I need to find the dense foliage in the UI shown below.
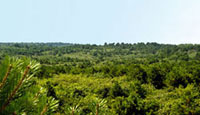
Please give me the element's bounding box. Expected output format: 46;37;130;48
1;42;200;114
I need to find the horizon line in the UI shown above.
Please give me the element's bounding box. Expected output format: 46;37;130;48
0;41;199;45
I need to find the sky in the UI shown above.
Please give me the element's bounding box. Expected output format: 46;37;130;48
0;0;200;44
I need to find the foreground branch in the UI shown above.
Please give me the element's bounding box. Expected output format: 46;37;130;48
0;66;30;112
0;64;12;89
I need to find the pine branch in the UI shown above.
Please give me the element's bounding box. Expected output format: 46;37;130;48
0;64;12;89
0;65;30;112
72;108;74;115
40;97;59;115
96;103;99;115
40;105;48;115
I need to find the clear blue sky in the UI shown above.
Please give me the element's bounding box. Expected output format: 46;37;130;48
0;0;200;44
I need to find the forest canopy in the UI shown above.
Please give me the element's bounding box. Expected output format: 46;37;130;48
1;42;200;114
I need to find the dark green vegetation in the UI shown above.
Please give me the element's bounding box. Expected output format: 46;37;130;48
1;42;200;114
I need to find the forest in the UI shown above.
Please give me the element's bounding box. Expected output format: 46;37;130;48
1;42;200;115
